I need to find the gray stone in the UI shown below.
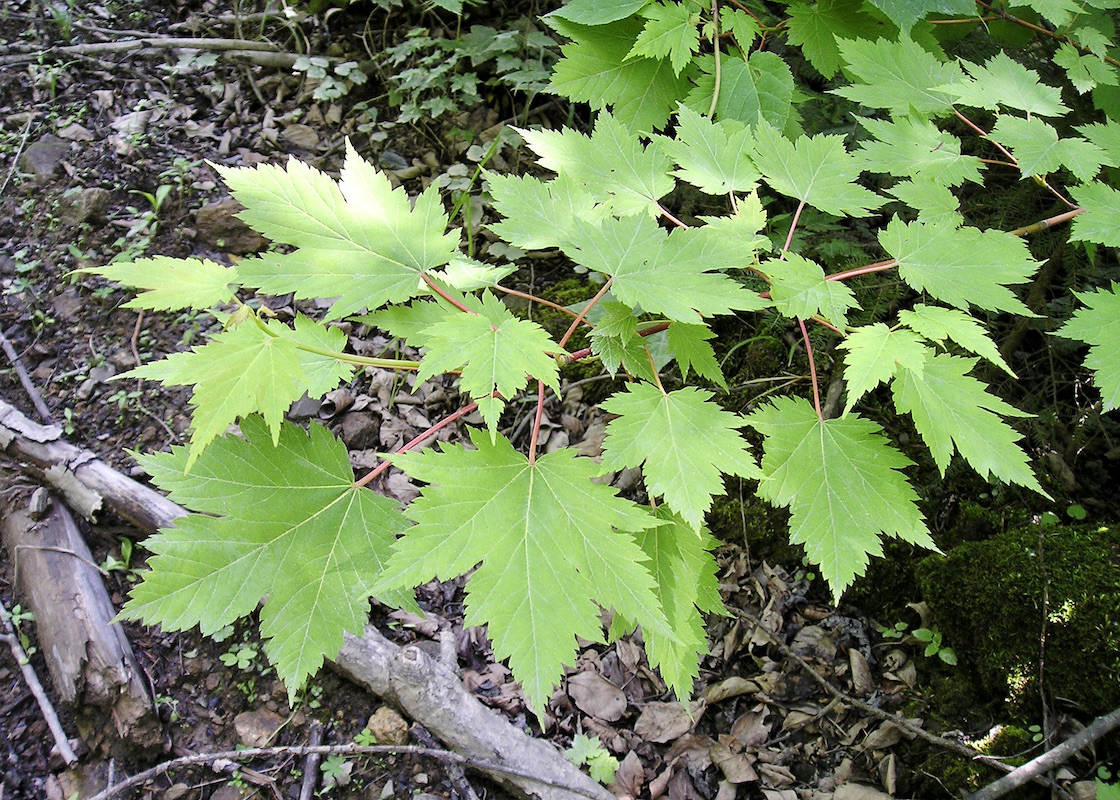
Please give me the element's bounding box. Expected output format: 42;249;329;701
58;187;112;227
233;708;285;747
20;135;70;180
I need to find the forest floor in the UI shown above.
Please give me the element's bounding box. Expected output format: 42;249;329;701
0;2;1117;800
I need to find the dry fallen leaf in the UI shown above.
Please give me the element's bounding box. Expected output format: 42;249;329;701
634;700;705;743
566;671;628;722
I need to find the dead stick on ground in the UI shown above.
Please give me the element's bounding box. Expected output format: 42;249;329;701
733;608;1073;799
83;743;609;800
297;722;323;800
965;705;1120;800
0;327;53;425
0;595;78;766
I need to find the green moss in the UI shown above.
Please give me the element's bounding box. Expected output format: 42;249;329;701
706;485;798;560
916;522;1120;716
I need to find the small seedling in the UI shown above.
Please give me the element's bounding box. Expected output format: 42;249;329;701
320;754;353;791
220;643;258;670
354;728;376;746
565;734;618;785
911;627;957;665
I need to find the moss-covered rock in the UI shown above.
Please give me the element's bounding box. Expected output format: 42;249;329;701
916;521;1120;716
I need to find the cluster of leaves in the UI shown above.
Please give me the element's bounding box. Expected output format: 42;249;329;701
84;0;1120;716
377;22;556;123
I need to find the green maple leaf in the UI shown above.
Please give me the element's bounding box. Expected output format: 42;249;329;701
519;112;675;216
485;173;601;250
599;384;760;529
856;115;984;185
374;430;670;713
655;105;761;195
748;396;935;601
899;303;1014;375
886;178;963;225
835;36;961;116
123;417;413;694
360;298;451;344
838;324;931;414
81;256;240;311
566;215;768;322
547;16;691;133
415;292;561;438
684;51;795;129
891;353;1044;492
666;322;726;388
721;7;760;51
1056;281;1120;411
221;141;457;320
628;1;700;76
546;0;648;26
866;0;974;32
750;120;883;217
937;51;1069;117
990;116;1107;183
1054;43;1118;93
762;253;859;328
589;301;659;382
1076;121;1120;165
1029;0;1082;26
785;0;879;79
132;315;352;468
1070;182;1120;247
880;217;1040;314
622;507;725;701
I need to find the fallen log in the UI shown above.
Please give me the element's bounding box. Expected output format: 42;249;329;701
0;399;183;532
0;491;160;751
0;399;612;799
335;629;614;800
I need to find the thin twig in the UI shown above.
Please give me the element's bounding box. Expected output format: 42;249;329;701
965;706;1120;800
0;595;78;766
82;742;610;800
0;326;54;424
0;114;35;198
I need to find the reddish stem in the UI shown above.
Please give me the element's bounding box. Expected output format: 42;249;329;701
421;274;475;315
826;259;898;282
527;380;546;465
354;401;479;488
559;276;614;349
782;200;806;254
658;204;690;230
1008;207;1084;237
799;317;823;420
492;285;581;318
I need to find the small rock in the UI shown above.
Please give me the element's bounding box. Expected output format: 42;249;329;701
163;783;193;800
20;135;69;181
339;412;380;450
52;288;85;320
233;708;286;747
210;785;249;800
195;196;268;254
58;187;112;227
56;122;93;141
366;706;409;746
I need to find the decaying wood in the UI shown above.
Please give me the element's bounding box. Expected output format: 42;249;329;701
0;400;612;799
335;630;614;800
0;492;160;751
0;399;183;532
